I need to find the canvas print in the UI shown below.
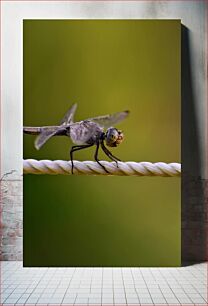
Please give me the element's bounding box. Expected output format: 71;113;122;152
23;20;181;266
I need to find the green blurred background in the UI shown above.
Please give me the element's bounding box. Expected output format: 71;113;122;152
23;20;181;266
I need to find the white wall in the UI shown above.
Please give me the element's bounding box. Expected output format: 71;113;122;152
1;1;207;179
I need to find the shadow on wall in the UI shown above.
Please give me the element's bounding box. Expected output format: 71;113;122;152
181;25;207;265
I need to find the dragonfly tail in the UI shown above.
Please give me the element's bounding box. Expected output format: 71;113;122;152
23;127;42;135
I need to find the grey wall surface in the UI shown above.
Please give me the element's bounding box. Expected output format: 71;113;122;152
1;1;207;262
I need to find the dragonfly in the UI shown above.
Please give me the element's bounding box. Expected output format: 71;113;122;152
23;104;129;174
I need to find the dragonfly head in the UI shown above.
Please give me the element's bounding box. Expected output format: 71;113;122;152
105;127;124;147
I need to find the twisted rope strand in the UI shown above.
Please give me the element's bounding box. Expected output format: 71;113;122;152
23;159;181;177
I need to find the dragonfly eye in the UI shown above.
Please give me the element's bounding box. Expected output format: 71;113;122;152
105;128;124;147
116;130;124;145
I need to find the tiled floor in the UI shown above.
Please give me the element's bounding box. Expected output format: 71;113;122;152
0;261;207;305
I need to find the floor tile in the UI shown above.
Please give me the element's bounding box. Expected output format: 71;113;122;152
0;261;207;306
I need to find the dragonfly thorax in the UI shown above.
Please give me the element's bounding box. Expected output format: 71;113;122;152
105;127;124;147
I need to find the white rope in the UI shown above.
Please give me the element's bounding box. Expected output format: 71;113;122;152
23;159;181;177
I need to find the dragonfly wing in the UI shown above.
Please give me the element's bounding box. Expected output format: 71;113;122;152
35;128;59;150
87;110;129;128
60;103;77;125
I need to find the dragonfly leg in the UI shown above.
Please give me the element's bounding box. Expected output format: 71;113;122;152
70;144;93;174
94;142;109;173
100;141;121;167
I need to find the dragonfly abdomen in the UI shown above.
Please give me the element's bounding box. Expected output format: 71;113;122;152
23;126;67;136
23;127;42;135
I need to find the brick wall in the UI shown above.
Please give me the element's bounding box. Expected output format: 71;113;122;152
0;178;23;260
0;174;207;263
182;176;208;263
